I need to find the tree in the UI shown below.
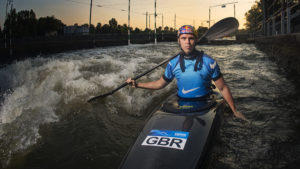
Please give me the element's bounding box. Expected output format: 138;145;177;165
144;28;150;32
96;22;102;33
109;18;118;32
134;27;141;33
157;26;162;33
89;24;96;33
164;26;169;32
4;9;18;38
16;9;37;37
121;24;128;33
37;16;65;36
3;9;38;38
101;24;110;33
244;1;262;33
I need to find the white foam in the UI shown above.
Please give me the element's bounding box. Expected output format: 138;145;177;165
0;44;175;165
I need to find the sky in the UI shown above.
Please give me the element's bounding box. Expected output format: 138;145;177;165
0;0;256;30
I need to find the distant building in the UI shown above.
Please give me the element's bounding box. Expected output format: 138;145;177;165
45;31;58;37
64;25;89;35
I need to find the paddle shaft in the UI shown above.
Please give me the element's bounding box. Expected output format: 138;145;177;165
87;17;239;102
87;55;178;102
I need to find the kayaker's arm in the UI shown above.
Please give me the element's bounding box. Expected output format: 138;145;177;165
214;77;248;121
126;77;169;90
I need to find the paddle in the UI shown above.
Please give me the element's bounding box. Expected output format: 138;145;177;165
87;17;239;103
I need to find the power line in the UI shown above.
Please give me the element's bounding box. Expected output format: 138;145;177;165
65;0;127;11
65;0;148;15
64;0;198;29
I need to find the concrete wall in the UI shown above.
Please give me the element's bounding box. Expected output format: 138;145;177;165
0;33;177;65
255;33;300;75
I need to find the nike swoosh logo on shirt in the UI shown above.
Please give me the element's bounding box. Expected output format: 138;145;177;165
210;61;216;69
182;87;200;94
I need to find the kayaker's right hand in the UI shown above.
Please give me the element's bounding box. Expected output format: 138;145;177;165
126;78;138;88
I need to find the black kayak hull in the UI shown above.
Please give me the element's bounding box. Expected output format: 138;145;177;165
119;93;225;169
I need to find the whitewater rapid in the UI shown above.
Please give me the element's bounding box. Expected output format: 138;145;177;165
0;43;299;169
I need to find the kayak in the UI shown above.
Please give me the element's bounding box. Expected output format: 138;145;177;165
119;91;226;169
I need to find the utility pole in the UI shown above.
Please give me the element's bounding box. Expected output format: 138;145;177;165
89;0;92;34
128;0;131;45
174;14;176;31
5;0;9;49
146;11;148;29
209;8;211;28
234;3;236;18
5;0;13;55
89;0;96;47
154;0;157;45
162;14;164;41
149;14;151;29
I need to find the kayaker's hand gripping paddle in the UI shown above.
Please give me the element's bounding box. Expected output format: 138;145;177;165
87;17;239;103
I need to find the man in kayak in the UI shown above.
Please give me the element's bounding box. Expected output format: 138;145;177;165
126;25;247;121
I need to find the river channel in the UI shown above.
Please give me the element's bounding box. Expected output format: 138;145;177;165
0;43;299;169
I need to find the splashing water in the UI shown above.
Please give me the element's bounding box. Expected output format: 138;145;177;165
0;43;299;169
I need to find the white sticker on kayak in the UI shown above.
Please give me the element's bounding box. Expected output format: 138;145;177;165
141;130;189;150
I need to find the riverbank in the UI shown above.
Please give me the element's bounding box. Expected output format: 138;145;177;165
0;33;256;66
254;33;300;75
0;33;177;65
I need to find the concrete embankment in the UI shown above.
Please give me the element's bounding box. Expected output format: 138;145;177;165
0;33;177;65
255;33;300;75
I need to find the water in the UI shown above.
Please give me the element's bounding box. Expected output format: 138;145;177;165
0;43;299;169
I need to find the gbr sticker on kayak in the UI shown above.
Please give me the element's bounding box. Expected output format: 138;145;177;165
141;130;189;150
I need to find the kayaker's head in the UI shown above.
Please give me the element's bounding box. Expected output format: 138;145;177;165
177;25;198;55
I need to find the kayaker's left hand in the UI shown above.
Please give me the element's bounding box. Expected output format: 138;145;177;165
233;111;250;123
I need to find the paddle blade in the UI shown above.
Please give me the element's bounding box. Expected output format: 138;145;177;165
198;17;239;43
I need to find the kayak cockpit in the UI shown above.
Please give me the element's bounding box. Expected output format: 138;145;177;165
161;94;217;114
119;93;225;169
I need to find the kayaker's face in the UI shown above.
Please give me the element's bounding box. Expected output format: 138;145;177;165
178;34;196;55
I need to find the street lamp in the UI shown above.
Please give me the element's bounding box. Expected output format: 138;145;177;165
128;0;131;45
208;1;238;28
5;0;13;55
154;0;157;45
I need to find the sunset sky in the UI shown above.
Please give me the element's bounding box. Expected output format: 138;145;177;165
0;0;256;30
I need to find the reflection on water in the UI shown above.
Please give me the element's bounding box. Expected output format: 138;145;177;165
0;43;299;169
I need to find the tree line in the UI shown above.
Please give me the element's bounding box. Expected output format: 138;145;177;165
0;4;269;39
3;3;292;40
244;0;263;34
1;9;65;38
86;17;179;34
0;9;210;40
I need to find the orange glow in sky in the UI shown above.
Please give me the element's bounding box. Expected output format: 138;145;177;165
0;0;256;29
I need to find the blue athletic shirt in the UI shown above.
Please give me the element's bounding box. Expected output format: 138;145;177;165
163;52;222;98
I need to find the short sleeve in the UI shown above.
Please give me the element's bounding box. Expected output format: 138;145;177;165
163;62;175;82
210;60;222;81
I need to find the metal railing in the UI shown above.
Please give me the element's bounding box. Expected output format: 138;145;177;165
265;2;300;35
